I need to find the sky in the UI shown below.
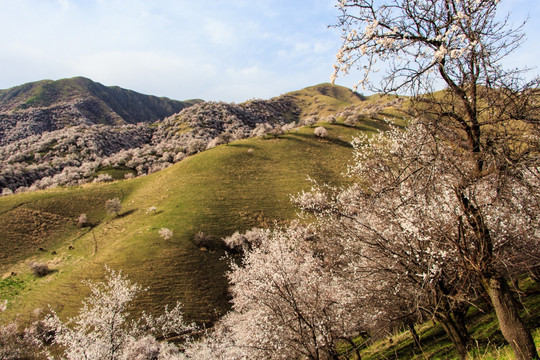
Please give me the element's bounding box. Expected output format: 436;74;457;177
0;0;539;103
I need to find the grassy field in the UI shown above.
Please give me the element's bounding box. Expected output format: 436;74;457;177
0;121;376;326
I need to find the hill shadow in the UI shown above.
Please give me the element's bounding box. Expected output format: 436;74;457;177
286;132;353;149
227;143;257;149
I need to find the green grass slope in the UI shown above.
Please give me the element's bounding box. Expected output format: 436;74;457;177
0;123;367;325
287;83;366;118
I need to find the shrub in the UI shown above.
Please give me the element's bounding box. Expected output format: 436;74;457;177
251;123;273;138
30;262;50;277
301;116;317;127
344;115;357;126
223;228;268;252
105;198;122;216
192;231;214;248
206;137;224;150
314;126;328;138
185;138;206;155
78;213;88;227
281;123;296;133
146;206;157;215
158;228;173;241
93;173;113;183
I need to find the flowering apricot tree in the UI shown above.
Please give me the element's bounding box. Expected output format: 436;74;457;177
296;118;540;357
328;1;540;358
332;0;524;94
158;227;174;241
43;267;195;360
194;225;371;360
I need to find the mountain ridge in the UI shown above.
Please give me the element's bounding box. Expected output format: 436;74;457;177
0;76;201;145
0;79;375;194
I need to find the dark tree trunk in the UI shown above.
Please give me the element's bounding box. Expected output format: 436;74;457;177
452;305;470;346
326;348;341;360
344;338;362;360
485;276;539;360
406;319;422;350
436;313;469;360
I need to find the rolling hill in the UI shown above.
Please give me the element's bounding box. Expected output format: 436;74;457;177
286;82;366;117
1;80;538;360
0;82;374;195
0;81;395;326
0;123;378;325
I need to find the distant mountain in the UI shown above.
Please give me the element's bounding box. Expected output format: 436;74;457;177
0;81;387;193
0;77;201;145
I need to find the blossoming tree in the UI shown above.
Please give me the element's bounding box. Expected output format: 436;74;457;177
327;0;540;358
43;267;195;360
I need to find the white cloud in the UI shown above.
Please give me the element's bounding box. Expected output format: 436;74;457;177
204;18;237;46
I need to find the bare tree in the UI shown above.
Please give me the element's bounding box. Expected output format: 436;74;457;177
30;262;50;277
329;1;540;358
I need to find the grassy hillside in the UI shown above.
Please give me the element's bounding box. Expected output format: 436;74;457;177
287;83;366;118
0;122;371;325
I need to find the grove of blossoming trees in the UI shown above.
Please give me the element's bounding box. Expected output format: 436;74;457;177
188;225;371;360
200;118;538;359
42;267;195;360
190;0;540;359
0;96;300;194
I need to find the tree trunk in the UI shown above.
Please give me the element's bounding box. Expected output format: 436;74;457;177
406;319;422;350
452;305;470;346
436;314;469;360
344;338;362;360
485;276;539;360
325;348;341;360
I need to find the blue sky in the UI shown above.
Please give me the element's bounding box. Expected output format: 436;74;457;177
1;0;539;102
